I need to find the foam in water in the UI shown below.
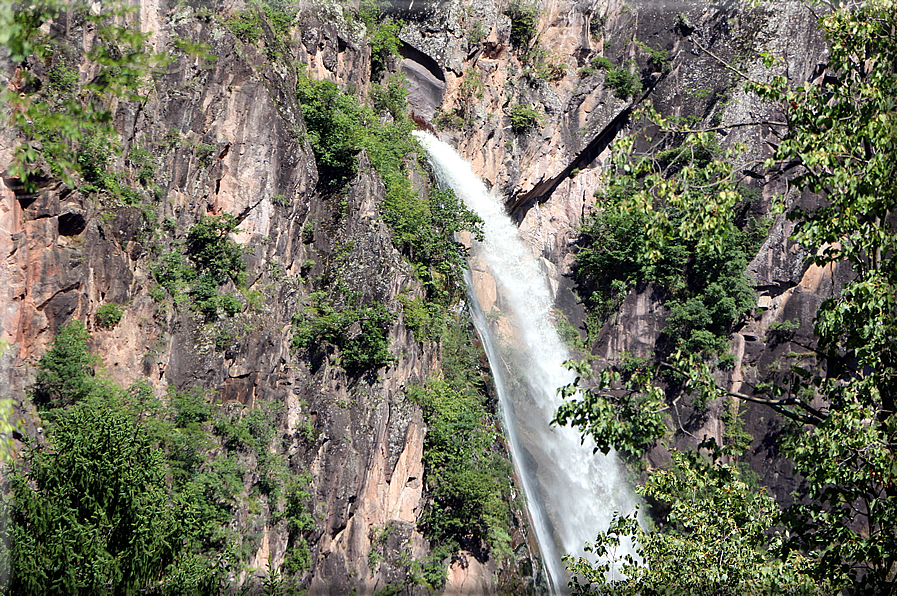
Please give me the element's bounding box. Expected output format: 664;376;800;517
414;131;639;593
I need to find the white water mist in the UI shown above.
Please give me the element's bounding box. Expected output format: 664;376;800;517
414;131;639;593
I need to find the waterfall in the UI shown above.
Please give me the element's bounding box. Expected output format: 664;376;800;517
413;131;639;593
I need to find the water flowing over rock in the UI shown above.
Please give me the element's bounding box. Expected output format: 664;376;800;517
416;131;639;593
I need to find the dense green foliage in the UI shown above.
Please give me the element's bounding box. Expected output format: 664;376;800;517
579;55;612;77
408;316;514;588
7;392;177;593
368;19;403;77
5;325;315;593
32;321;96;408
574;138;762;358
509;104;543;133
0;0;158;189
357;0;403;77
77;133;143;204
560;2;897;593
604;66;641;100
292;289;394;371
567;450;826;595
292;20;483;395
152;214;246;319
225;0;297;42
295;72;483;305
295;75;366;185
185;215;247;287
504;2;540;49
635;40;670;72
554;360;667;461
95;303;125;328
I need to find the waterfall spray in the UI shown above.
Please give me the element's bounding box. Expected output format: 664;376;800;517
414;131;639;593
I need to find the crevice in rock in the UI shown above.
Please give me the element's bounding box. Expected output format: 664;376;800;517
505;72;669;218
37;282;80;310
756;280;799;298
398;42;445;83
58;208;87;236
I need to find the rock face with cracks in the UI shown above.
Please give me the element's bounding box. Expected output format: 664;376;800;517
0;0;850;593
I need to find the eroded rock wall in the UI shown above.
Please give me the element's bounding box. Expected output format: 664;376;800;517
1;4;441;594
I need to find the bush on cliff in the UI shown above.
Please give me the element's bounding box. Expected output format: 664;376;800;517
7;326;314;593
296;72;483;307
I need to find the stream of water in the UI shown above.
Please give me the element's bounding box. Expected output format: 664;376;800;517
414;131;639;593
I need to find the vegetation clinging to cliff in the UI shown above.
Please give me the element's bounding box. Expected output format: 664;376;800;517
296;71;483;306
573;135;763;360
408;314;514;588
152;214;247;320
292;288;394;371
562;2;897;592
504;1;540;50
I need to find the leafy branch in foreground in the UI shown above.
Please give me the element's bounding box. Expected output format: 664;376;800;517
573;108;763;357
566;450;829;595
559;1;897;593
0;1;161;190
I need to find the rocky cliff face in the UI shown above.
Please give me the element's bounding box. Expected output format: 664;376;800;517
398;0;840;501
0;0;844;592
2;4;448;593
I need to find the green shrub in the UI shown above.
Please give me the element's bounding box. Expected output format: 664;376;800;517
152;214;246;319
636;40;671;72
509;104;543;133
648;47;670;72
370;73;409;120
10;319;300;594
46;64;79;94
96;303;124;328
296;76;364;185
186;214;246;286
225;0;295;42
78;134;114;183
292;291;394;371
504;2;539;49
522;46;568;82
589;12;605;36
127;147;156;184
398;295;446;343
7;395;177;593
605;67;641;99
261;0;297;37
195;143;217;168
467;20;487;45
369;19;402;77
580;55;613;76
404;315;514;589
225;10;263;40
33;320;96;408
408;378;512;561
2;2;157;192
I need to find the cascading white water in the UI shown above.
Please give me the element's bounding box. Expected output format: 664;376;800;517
414;131;639;593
